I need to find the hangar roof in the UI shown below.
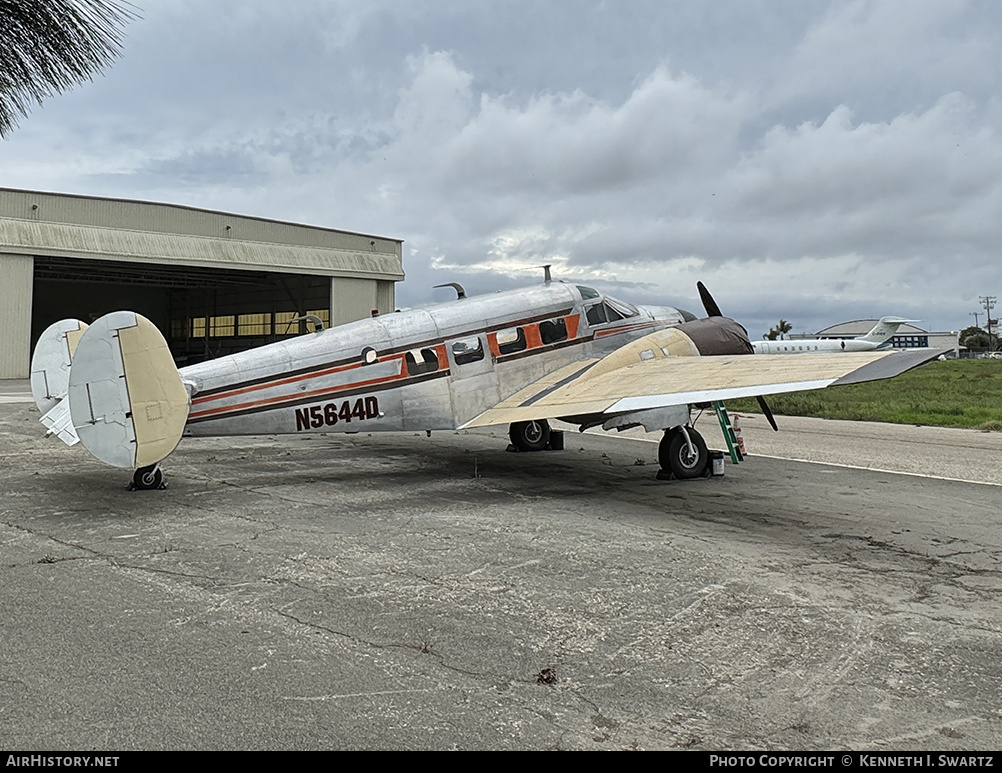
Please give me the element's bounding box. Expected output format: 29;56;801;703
0;187;404;281
817;319;927;336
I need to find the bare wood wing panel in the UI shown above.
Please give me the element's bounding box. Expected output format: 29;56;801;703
462;348;943;429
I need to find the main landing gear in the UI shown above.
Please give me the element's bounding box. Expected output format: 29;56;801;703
658;426;708;480
508;420;564;452
129;464;166;491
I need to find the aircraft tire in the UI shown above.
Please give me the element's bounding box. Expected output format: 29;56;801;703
657;427;681;471
132;465;164;491
509;420;551;452
659;428;708;479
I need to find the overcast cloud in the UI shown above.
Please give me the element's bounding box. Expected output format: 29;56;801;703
3;0;1001;337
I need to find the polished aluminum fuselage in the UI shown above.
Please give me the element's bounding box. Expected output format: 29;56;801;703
180;283;685;437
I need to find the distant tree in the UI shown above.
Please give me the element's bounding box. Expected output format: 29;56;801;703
959;325;998;352
0;0;136;138
765;319;793;341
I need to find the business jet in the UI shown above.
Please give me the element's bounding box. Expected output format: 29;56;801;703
752;317;919;354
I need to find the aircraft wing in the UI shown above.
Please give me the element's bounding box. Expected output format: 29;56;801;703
461;336;943;429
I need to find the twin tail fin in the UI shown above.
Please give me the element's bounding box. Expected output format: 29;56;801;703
30;312;189;469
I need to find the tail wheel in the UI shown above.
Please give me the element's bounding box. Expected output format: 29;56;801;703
509;420;551;452
132;465;164;491
659;427;708;479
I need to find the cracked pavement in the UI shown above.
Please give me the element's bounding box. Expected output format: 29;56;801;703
2;386;1002;750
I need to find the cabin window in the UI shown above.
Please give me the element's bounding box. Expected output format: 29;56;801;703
539;318;568;345
361;346;378;364
406;348;439;376
496;327;527;355
451;336;484;365
577;286;600;300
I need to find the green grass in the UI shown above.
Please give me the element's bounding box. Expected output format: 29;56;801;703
727;359;1002;429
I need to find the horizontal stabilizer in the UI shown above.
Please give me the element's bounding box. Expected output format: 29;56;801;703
68;312;189;469
40;398;79;446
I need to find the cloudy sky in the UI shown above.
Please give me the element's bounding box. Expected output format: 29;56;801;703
3;0;1001;338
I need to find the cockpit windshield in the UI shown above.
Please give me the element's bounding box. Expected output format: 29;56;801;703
605;296;638;319
584;296;639;326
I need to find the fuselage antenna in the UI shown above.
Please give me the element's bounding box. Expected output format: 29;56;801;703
288;313;325;333
433;282;467;299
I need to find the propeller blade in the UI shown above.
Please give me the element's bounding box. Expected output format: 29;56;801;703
757;396;779;431
697;281;722;318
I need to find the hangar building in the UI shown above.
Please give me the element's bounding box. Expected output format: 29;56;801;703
0;188;404;379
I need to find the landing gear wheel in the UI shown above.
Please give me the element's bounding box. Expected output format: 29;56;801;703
659;427;708;479
131;464;165;491
508;419;551;452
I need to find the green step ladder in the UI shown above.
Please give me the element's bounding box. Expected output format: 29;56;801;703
713;401;743;464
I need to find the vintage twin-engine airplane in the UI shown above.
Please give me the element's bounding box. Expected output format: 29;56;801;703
30;277;939;489
752;316;919;354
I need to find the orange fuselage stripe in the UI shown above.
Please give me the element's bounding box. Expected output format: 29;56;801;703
188;316;645;422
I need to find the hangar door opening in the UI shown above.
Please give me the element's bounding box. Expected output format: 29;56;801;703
32;256;332;366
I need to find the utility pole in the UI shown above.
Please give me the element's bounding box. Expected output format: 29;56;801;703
979;296;997;352
971;311;981;329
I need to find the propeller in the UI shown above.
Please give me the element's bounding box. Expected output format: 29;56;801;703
756;396;779;432
697;281;722;317
696;281;779;432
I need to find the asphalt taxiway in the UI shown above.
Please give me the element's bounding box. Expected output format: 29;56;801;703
2;381;1001;750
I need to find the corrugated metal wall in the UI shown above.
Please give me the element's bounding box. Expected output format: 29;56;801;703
377;280;396;315
0;218;404;279
0;253;33;379
331;277;381;327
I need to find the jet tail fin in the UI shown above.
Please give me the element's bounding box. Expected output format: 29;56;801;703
858;316;920;344
67;312;190;469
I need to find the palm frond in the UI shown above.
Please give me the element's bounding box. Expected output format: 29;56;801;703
0;0;137;137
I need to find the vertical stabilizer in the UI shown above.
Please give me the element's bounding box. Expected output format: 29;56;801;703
68;312;189;469
858;317;919;344
31;319;90;446
30;319;89;415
